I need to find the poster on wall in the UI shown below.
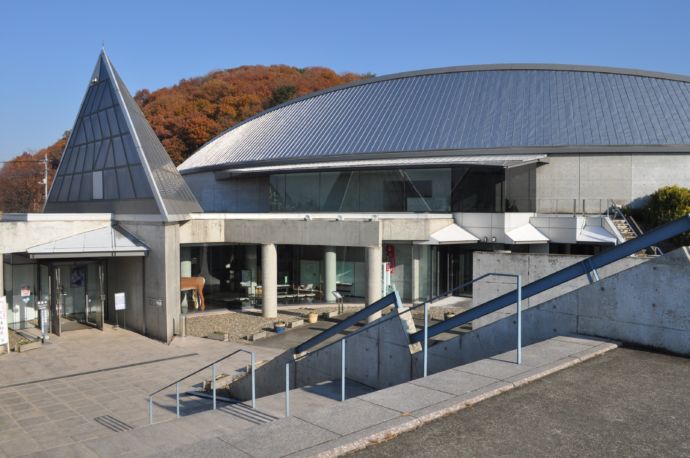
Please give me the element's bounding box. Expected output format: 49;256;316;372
0;297;9;349
70;267;85;287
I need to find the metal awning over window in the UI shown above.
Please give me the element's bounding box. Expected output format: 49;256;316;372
218;154;548;177
415;223;479;245
506;224;549;244
27;225;148;259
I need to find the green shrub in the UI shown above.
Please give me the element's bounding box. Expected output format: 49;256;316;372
640;185;690;247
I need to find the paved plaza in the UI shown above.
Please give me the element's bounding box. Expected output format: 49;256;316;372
0;327;282;457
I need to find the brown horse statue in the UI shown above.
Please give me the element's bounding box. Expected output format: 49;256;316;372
180;277;206;311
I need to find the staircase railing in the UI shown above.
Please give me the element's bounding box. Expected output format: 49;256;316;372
628;215;663;255
147;348;256;425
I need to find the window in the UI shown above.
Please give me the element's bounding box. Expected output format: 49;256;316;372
92;171;103;199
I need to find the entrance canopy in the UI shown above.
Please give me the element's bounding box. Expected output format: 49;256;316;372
415;223;479;245
506;224;549;244
27;225;148;259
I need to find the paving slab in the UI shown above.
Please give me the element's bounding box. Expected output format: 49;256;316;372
297;399;400;436
410;368;499;396
221;416;339;458
147;437;251;458
360;382;454;413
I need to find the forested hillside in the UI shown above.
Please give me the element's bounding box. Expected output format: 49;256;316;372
0;65;366;212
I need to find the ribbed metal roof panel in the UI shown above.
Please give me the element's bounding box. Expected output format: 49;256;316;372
179;65;690;173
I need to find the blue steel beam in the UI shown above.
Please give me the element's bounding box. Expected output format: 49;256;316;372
295;291;399;354
410;214;690;343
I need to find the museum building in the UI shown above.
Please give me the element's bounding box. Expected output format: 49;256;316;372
3;51;690;342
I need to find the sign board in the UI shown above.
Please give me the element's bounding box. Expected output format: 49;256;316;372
114;292;126;311
0;297;9;349
20;286;31;304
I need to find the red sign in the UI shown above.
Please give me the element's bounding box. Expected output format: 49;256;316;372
385;245;396;274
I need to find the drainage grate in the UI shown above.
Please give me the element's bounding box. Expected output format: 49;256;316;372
94;415;134;432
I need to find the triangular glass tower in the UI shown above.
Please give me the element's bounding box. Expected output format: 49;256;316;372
45;50;202;220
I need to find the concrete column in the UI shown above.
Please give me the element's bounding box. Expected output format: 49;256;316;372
324;246;337;302
366;244;382;322
246;245;258;284
180;246;192;277
411;245;420;303
261;244;278;318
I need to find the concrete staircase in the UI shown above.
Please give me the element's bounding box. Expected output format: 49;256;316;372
612;218;637;242
69;336;617;457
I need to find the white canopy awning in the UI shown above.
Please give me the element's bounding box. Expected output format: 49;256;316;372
27;225;149;259
577;224;618;244
506;224;549;244
415;223;479;245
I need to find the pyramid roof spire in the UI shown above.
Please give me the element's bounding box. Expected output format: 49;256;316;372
45;51;201;220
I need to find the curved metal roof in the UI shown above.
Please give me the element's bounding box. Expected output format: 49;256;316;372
179;64;690;174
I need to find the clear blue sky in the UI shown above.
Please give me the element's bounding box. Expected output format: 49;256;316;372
2;0;690;162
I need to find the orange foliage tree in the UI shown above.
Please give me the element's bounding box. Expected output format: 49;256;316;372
0;65;367;212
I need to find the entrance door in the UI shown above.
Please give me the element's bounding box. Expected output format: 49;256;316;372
85;262;105;329
50;261;104;332
50;266;63;336
438;246;473;297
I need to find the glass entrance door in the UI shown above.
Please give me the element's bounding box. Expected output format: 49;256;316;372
85;263;105;328
50;261;104;331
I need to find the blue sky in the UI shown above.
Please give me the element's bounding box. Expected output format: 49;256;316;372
1;0;690;162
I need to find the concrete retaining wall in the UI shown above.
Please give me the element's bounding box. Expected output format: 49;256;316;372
472;251;648;328
415;247;690;376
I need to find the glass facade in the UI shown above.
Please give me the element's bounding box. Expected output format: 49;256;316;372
48;61;154;204
269;164;536;213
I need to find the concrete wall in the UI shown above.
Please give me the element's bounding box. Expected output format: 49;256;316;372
537;153;690;212
184;172;269;212
179;218;382;247
417;247;690;375
229;313;414;400
106;257;145;333
472;251;648;328
119;222;181;342
0;218;110;253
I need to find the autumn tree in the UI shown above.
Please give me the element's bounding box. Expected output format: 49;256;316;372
0;65;367;212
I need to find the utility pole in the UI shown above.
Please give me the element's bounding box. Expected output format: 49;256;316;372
43;152;48;205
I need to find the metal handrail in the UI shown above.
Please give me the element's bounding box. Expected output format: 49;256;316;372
148;348;256;424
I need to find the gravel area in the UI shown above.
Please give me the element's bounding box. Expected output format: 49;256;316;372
185;306;363;342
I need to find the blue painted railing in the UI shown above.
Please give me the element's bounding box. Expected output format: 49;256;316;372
295;291;401;354
409;213;690;343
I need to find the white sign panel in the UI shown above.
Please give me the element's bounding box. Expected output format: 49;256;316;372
0;297;9;347
114;292;126;311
